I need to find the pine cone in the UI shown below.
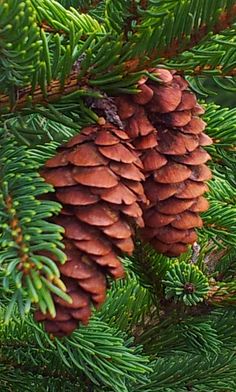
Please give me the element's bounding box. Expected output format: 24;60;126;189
35;123;146;336
115;69;212;257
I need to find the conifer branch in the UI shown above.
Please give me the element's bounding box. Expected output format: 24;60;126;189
0;355;78;384
127;1;236;66
3;194;31;271
0;138;68;317
172;67;236;77
78;0;102;14
1;2;236;112
207;281;236;306
198;104;236;248
98;268;152;333
151;4;236;61
2;1;236;390
1;65;236;114
0;314;151;391
0;71;81;112
134;350;236;391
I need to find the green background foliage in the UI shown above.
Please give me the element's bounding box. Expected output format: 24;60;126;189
1;0;236;391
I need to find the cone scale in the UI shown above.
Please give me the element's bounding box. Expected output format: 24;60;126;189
35;123;146;336
115;69;212;257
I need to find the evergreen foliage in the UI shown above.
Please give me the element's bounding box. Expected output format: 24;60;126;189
1;0;236;390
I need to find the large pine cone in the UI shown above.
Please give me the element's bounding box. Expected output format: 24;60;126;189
115;69;212;257
35;123;146;336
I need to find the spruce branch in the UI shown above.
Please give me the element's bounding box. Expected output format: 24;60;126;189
134;350;236;391
0;356;82;390
32;0;106;36
134;310;236;390
78;0;103;14
163;262;209;306
0;313;151;392
0;135;69;318
138;313;222;357
214;247;236;281
154;2;236;60
173;68;236;77
127;0;236;64
163;22;236;87
4;113;77;146
177;74;236;96
0;0;42;93
2;1;236;391
98;266;153;333
194;104;236;248
207;280;236;306
131;243;171;301
2;1;236;112
0;71;81;112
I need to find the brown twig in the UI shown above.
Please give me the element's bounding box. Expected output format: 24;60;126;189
154;4;236;60
124;4;236;72
170;65;236;77
207;281;236;305
79;0;102;14
124;0;149;38
1;66;236;115
0;71;81;112
1;5;236;112
3;194;31;273
40;21;66;35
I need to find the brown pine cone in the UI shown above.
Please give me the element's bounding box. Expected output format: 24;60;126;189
115;69;212;257
35;122;146;336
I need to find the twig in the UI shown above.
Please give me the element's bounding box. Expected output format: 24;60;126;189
153;4;236;60
0;71;81;112
78;0;102;14
1;5;236;112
